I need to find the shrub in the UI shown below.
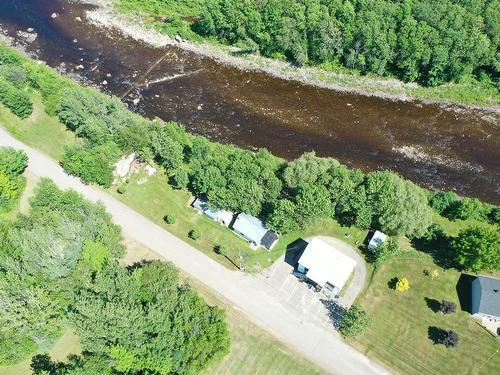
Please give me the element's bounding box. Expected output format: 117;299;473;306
117;184;127;194
215;245;227;255
164;214;176;224
189;229;201;240
0;147;28;176
395;277;410;292
436;329;459;348
439;300;456;315
339;304;370;338
0;78;33;118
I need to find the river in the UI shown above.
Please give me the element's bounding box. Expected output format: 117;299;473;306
0;0;499;204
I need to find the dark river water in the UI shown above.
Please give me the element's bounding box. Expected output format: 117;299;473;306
1;0;499;203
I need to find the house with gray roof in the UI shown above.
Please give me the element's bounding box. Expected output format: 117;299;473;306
471;275;500;321
232;213;279;251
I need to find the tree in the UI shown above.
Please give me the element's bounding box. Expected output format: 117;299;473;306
339;304;370;338
435;329;459;348
0;147;28;176
0;78;33;118
0;172;23;212
150;130;184;170
68;262;229;374
189;229;201;240
395;277;410;292
373;236;399;265
439;300;456;315
61;141;121;187
81;241;111;272
267;199;299;234
282;152;337;189
366;171;432;238
173;169;189;189
452;226;500;272
294;183;332;226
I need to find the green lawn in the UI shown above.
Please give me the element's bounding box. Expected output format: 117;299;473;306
0;94;75;160
111;166;377;272
353;255;500;375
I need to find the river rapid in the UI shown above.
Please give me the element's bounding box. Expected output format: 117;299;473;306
0;0;499;203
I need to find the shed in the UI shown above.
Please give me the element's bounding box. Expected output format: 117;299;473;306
297;238;357;294
471;275;500;321
232;213;278;250
368;230;388;250
192;197;233;227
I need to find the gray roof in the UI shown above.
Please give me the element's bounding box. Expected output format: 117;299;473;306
475;275;500;317
232;213;268;244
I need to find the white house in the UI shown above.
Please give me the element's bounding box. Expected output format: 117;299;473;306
192;197;233;227
368;230;388;250
232;213;279;251
471;275;500;321
297;238;357;296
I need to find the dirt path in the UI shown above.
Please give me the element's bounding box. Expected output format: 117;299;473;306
0;125;390;375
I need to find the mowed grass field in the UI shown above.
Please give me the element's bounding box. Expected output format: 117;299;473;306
0;94;75;160
353;255;500;375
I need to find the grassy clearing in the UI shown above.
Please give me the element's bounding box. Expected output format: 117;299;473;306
353;255;500;375
122;238;325;375
0;94;75;160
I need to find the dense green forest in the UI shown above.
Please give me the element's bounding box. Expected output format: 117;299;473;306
0;43;498;273
117;0;500;90
0;148;229;372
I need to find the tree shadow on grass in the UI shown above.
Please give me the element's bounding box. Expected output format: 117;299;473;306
428;326;444;344
411;235;456;269
424;297;441;313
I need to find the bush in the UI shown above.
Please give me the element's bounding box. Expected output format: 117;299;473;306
189;229;201;240
0;147;28;176
439;300;456;315
339;304;370;338
0;78;33;118
117;184;127;194
436;329;459;348
215;244;227;255
164;214;176;224
395;277;410;292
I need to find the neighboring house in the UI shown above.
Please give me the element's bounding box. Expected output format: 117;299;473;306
368;230;388;250
232;213;279;251
297;238;357;297
192;197;234;227
471;275;500;321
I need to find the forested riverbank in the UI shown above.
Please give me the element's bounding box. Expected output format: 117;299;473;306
112;0;500;106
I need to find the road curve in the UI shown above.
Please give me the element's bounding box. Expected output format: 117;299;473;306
0;126;389;375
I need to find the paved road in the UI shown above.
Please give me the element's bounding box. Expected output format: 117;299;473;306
0;127;389;375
